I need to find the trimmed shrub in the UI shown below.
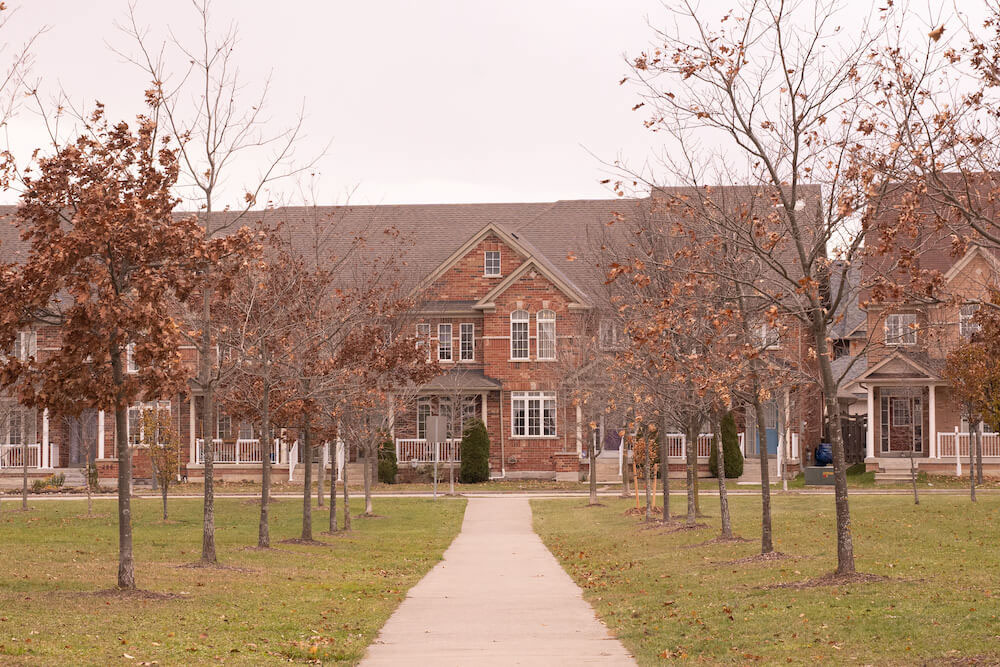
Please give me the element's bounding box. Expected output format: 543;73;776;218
709;413;744;478
377;439;398;484
460;418;490;483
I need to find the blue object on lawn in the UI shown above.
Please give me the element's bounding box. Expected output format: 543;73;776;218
815;442;833;466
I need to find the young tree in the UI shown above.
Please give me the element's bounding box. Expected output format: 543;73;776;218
618;0;936;575
144;406;180;520
0;106;241;589
119;0;319;564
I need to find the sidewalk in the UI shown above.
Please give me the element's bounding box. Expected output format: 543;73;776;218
360;497;635;666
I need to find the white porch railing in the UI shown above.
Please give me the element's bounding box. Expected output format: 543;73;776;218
395;438;462;464
0;443;40;469
195;438;281;464
936;431;1000;459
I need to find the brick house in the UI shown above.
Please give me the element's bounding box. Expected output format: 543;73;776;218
843;180;1000;479
2;195;824;485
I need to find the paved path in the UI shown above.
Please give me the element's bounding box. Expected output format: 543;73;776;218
360;497;635;666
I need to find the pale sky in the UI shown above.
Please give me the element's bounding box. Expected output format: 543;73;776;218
1;0;670;207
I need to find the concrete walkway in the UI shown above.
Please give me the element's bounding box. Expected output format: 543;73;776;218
361;497;635;666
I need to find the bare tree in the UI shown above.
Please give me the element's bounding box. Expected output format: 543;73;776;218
118;0;321;564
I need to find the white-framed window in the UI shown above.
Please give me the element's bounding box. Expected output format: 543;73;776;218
416;323;432;361
537;309;556;360
6;330;36;362
217;412;233;440
960;304;980;339
510;310;529;360
238;422;254;440
127;400;171;446
3;405;24;445
126;343;138;373
416;401;431;440
756;322;781;349
891;397;912;425
885;313;917;346
460;323;475;361
599;320;624;351
438;323;453;361
511;391;557;437
484;250;501;277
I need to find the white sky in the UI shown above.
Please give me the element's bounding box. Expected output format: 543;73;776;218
1;0;670;207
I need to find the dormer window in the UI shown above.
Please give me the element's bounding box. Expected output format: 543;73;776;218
484;251;501;277
885;313;917;346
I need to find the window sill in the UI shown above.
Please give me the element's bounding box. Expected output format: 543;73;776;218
509;435;559;440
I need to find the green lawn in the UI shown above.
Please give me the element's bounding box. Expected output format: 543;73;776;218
0;496;466;665
532;494;1000;665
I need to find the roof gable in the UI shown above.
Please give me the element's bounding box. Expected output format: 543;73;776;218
473;257;592;311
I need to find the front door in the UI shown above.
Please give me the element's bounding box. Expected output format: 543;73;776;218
880;390;923;454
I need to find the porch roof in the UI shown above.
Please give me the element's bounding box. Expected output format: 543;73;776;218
844;350;945;391
419;368;503;394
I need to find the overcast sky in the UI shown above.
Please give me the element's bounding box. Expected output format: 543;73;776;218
1;0;672;207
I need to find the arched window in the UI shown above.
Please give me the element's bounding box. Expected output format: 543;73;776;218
537;309;556;360
510;309;529;360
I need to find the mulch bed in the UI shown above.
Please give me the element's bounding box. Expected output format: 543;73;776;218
88;588;186;600
278;538;332;547
726;551;793;566
762;571;890;589
684;535;752;548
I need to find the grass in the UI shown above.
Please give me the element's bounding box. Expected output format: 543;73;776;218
0;496;466;665
532;493;1000;665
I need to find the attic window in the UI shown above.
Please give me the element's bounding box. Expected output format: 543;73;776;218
484;251;501;277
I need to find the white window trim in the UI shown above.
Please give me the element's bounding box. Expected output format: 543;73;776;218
459;323;475;362
756;322;782;350
484;250;501;277
126;343;138;374
127;400;171;447
416;323;432;361
438;323;453;362
885;313;917;346
537;310;556;360
510;310;530;360
510;391;557;438
960;304;980;339
599;320;624;351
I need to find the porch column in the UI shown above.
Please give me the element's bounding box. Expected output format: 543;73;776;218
41;408;50;468
866;385;875;459
928;384;937;458
188;397;196;465
575;404;583;456
481;393;487;427
97;410;105;459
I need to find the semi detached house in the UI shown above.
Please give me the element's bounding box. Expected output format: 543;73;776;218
0;194;819;485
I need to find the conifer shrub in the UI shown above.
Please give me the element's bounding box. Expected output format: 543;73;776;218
460;418;490;483
709;412;744;478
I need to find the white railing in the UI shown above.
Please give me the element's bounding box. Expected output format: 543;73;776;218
395;438;462;463
196;438;282;464
0;443;40;469
937;431;1000;458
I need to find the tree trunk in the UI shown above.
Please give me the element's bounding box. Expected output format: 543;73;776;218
975;423;983;486
200;291;218;564
114;400;135;590
813;318;855;575
317;441;325;507
909;451;919;505
161;479;169;520
643;442;653;522
753;398;774;555
684;422;697;525
21;441;28;510
150;450;159;491
328;442;338;533
660;414;669;522
301;420;314;540
342;448;351;531
363;445;374;515
714;420;733;539
258;392;271;548
620;445;631;498
86;436;93;517
588;431;599;505
970;424;977;503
